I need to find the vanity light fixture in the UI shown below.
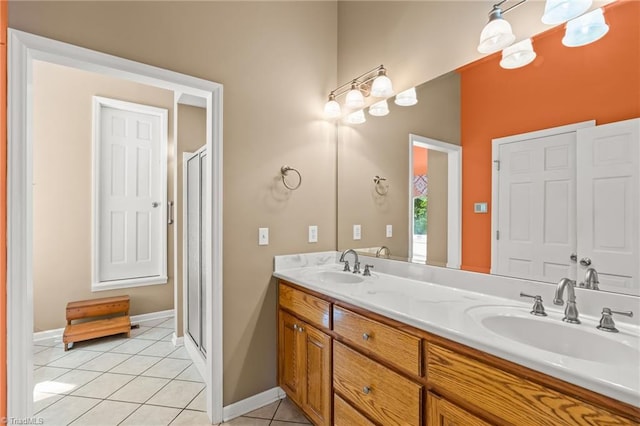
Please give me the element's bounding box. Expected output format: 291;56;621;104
542;0;592;24
394;87;418;106
562;7;609;47
500;38;537;69
323;64;394;120
345;109;366;125
478;0;611;69
369;100;390;117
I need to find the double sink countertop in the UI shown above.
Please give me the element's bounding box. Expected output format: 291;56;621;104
273;251;640;408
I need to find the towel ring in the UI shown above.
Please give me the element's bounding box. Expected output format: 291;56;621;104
281;166;302;190
373;175;388;196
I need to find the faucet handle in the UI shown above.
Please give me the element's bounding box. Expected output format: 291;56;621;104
342;260;350;272
363;264;374;276
519;292;547;316
597;308;633;333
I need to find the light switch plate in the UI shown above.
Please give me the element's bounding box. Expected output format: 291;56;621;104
308;225;318;243
474;202;488;214
353;224;361;240
386;224;393;238
258;227;269;245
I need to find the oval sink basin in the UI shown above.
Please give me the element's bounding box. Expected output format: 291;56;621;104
467;306;640;365
306;270;364;284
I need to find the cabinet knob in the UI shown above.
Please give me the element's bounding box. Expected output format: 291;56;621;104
298;326;304;333
362;333;370;341
362;386;371;395
293;324;298;331
580;257;592;267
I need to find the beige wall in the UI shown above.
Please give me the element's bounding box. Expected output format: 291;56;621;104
175;104;207;337
337;72;460;259
32;60;175;332
426;150;448;267
11;1;338;404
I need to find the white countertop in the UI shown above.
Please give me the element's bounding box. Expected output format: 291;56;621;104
273;253;640;408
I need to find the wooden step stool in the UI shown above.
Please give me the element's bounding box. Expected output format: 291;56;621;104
63;295;131;351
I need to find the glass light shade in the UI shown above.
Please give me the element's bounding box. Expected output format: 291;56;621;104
323;99;341;119
562;8;609;47
345;88;365;109
542;0;592;24
478;18;516;54
394;87;418;106
500;38;537;69
369;100;390;117
371;75;394;97
345;109;366;124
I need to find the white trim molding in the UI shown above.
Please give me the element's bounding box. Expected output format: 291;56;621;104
222;387;286;422
7;29;224;423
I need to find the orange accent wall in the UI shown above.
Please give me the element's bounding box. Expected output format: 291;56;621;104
0;0;7;418
413;145;428;176
458;0;640;273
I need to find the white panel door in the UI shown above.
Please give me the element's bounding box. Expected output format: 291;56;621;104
496;133;576;283
98;104;164;283
577;118;640;295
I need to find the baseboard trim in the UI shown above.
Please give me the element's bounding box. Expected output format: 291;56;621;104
33;309;176;342
172;333;184;347
222;387;286;422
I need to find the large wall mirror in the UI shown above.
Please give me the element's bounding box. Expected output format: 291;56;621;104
336;0;640;297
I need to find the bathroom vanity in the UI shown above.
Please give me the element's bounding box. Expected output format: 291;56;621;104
274;253;640;426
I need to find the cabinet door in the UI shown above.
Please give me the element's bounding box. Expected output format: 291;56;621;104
301;324;331;426
427;392;491;426
278;310;303;403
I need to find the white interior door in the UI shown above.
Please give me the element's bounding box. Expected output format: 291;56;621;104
576;118;640;295
94;98;168;288
495;132;577;283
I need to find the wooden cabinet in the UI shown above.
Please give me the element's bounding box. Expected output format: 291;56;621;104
427;392;491;426
278;284;331;426
277;280;640;426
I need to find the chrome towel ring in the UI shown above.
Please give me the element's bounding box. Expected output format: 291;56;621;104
281;165;302;190
373;175;388;195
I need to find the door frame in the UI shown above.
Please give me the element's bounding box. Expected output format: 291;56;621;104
7;30;224;422
408;134;462;268
490;120;594;275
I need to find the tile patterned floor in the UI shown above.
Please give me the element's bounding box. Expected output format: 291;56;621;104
32;317;310;425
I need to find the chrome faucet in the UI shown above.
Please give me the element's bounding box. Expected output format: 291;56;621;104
376;246;391;259
553;278;580;324
582;267;600;290
340;249;361;274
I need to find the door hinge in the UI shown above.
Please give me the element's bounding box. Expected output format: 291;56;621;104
493;160;500;171
496;230;500;240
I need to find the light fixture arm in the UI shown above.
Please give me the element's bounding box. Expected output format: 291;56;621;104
328;64;386;99
499;0;528;16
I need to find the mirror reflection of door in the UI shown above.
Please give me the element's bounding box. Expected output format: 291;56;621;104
409;135;461;267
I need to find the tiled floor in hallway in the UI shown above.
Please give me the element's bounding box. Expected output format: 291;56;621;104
33;317;310;425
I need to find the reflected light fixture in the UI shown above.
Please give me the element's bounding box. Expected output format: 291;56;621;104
345;109;366;125
500;38;537;69
369;100;390;117
477;3;517;54
394;87;418;106
562;7;609;47
542;0;592;24
323;65;393;120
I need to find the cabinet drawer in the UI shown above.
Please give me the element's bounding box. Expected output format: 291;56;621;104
427;344;637;426
333;305;421;376
334;341;422;426
279;282;330;330
334;394;376;426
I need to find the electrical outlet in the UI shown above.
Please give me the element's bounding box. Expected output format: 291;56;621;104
258;227;269;245
386;224;393;238
353;224;361;240
308;225;318;243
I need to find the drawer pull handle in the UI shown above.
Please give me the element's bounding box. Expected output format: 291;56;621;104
362;333;370;341
362;386;371;395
